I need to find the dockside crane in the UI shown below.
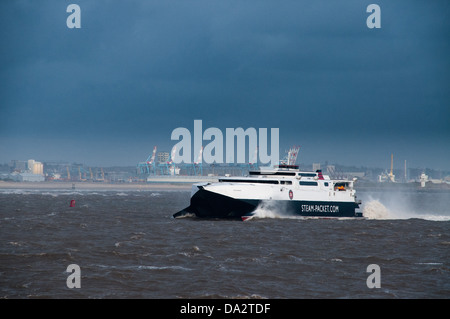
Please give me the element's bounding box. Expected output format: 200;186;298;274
280;145;300;166
158;145;180;175
168;145;180;175
287;145;300;166
137;146;157;175
248;147;259;170
193;146;204;176
78;167;84;181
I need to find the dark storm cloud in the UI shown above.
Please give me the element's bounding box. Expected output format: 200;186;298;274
0;0;449;168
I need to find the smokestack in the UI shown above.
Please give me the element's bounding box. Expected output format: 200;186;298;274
316;170;324;180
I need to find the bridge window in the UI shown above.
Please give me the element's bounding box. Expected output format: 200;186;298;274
299;181;318;186
298;173;316;177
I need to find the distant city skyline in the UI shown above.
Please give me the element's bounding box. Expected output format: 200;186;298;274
1;1;449;170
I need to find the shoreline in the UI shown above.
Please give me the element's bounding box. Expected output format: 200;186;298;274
0;181;192;190
1;180;448;192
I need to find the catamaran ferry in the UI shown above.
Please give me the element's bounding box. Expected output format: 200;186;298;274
173;165;363;220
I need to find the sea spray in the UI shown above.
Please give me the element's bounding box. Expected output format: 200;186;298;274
360;192;450;221
252;200;296;219
362;200;391;219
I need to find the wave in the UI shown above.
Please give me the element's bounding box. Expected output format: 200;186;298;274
90;264;192;272
136;265;192;271
362;199;450;221
0;189;86;196
180;293;268;299
0;189;165;198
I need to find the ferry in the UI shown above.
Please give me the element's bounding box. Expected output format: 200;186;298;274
173;165;363;220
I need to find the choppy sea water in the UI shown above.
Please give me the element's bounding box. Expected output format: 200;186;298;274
0;187;449;299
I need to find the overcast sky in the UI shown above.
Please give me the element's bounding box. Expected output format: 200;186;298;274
1;0;449;170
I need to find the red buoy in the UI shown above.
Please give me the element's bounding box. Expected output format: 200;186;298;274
70;199;76;207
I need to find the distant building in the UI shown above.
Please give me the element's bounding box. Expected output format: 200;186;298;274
326;165;336;176
420;173;428;187
7;159;44;181
28;159;44;175
157;152;170;164
342;172;366;179
8;172;45;182
10;160;27;172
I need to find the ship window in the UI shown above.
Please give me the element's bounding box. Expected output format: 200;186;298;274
280;181;292;185
299;173;316;177
250;171;296;176
220;179;279;184
324;182;329;187
299;181;318;186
